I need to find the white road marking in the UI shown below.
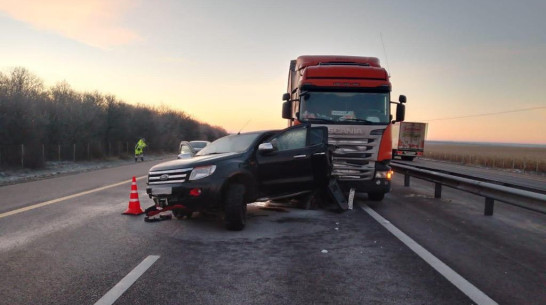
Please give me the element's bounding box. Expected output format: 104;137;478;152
361;205;498;305
0;175;147;219
0;202;129;252
94;255;160;305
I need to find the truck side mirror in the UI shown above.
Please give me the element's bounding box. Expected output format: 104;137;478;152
399;95;407;103
396;103;405;122
282;93;290;101
282;101;292;119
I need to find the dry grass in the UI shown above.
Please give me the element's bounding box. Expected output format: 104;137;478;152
423;142;546;174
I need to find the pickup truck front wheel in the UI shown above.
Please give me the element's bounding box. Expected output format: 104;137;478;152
224;183;247;231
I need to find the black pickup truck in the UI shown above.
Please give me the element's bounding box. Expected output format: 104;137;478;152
146;124;331;230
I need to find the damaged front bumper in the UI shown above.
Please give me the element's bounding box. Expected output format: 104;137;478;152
145;179;223;212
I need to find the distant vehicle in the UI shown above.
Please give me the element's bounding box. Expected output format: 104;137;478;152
392;122;427;161
177;140;211;159
188;140;210;152
147;124;330;231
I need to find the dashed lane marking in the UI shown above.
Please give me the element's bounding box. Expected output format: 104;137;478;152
94;255;160;305
361;205;498;305
0;175;147;219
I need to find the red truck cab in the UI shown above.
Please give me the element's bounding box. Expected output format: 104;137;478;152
282;55;406;201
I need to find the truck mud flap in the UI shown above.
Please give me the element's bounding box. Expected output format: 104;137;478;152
327;178;348;210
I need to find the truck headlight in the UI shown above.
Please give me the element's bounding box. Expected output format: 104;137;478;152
375;170;393;180
189;165;216;180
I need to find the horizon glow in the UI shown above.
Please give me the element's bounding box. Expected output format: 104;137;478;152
0;0;545;144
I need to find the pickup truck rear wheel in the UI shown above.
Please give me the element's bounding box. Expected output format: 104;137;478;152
224;184;247;231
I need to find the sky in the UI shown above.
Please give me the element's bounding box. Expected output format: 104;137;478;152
0;0;545;144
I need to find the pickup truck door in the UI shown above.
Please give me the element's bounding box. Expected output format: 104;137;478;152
256;124;329;197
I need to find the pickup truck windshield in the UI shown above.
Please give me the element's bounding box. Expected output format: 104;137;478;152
196;133;261;156
299;92;390;124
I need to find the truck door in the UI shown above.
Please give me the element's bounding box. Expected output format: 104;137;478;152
256;124;329;197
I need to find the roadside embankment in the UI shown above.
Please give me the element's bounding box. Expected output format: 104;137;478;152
0;154;175;187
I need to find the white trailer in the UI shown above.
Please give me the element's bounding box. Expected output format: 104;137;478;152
392;122;427;161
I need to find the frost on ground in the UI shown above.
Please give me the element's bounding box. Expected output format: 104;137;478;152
0;154;171;186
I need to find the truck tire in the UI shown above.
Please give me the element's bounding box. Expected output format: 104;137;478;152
224;183;247;231
368;192;385;201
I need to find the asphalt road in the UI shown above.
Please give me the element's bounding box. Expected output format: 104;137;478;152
0;159;544;305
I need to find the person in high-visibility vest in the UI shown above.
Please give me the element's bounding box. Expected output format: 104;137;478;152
134;138;147;162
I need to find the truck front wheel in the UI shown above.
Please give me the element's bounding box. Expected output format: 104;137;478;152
224;183;247;231
368;192;385;201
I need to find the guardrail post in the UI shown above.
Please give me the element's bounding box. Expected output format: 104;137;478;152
434;183;442;198
391;162;546;215
484;198;494;216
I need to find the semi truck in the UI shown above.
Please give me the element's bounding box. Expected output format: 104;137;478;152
392;122;427;161
282;55;406;201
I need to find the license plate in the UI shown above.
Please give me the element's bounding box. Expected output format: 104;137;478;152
151;187;172;195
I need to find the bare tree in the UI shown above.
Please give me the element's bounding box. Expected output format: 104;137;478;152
0;67;228;168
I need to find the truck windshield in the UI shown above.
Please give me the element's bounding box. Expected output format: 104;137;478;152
196;133;261;156
299;92;390;124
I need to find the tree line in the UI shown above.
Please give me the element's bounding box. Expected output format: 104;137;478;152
0;67;228;168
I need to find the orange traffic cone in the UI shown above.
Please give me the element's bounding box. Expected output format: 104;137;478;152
123;176;144;215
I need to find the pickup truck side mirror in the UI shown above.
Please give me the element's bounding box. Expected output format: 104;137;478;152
258;142;275;154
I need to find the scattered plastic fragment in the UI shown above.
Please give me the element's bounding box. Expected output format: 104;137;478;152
321;249;328;254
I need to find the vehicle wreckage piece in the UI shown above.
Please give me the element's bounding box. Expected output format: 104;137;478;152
327;178;348;210
143;204;186;222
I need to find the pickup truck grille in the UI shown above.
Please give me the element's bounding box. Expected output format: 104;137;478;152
148;168;192;185
327;127;383;181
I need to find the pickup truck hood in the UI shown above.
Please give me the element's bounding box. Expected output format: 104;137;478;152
149;152;240;172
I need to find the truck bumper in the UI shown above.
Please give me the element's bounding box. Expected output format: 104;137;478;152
336;161;392;194
393;149;423;157
338;178;391;194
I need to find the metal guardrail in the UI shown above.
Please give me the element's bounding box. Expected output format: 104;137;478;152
390;162;546;215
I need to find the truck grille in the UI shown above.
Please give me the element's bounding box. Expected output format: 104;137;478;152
328;129;382;181
148;168;192;185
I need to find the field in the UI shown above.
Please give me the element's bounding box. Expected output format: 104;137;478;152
423;142;546;175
